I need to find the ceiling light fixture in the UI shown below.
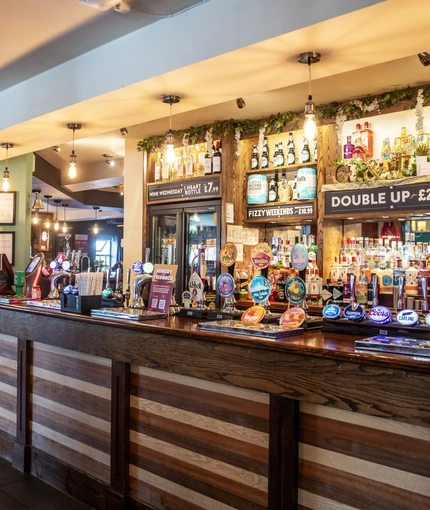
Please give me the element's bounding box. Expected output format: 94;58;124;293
92;206;100;234
120;127;128;135
53;200;61;231
50;146;61;153
1;143;13;192
162;94;180;165
31;189;44;225
44;195;52;228
67;123;82;179
298;51;321;141
103;154;114;166
61;203;69;233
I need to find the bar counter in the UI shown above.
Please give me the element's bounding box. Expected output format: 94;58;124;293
0;303;429;510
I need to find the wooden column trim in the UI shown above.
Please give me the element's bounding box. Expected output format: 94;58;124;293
268;395;299;510
14;338;31;472
108;360;130;509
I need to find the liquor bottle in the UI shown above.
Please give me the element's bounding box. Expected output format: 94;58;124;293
352;137;366;162
161;157;170;181
308;235;318;263
301;139;311;163
292;174;298;200
273;143;279;167
251;145;259;170
154;152;161;182
268;176;278;202
313;139;318;162
356;269;368;306
177;149;184;179
271;237;278;265
352;123;362;146
261;139;269;169
212;141;222;174
185;149;194;178
287;132;296;165
381;138;392;170
204;146;212;175
197;144;206;176
277;142;285;166
343;136;354;159
360;121;373;158
332;279;344;305
322;279;333;306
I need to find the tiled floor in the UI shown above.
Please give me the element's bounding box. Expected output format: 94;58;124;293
0;457;93;510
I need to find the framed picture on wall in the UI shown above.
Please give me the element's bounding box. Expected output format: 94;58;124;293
0;191;16;225
0;231;15;265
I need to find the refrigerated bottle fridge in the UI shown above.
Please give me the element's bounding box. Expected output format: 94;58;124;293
149;200;221;307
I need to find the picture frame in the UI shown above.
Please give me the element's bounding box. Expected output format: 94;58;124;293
0;231;15;265
0;191;16;225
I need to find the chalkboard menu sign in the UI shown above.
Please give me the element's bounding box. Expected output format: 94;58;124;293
148;176;221;202
325;181;430;215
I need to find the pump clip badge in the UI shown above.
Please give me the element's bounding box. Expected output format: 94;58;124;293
220;243;237;268
249;276;271;303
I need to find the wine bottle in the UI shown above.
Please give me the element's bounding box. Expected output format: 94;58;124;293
212;141;222;173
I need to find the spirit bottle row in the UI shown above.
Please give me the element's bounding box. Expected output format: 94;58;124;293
154;142;222;182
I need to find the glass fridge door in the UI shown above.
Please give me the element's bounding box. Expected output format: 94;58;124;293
184;201;221;308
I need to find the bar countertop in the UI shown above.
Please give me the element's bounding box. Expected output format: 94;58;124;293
1;302;429;373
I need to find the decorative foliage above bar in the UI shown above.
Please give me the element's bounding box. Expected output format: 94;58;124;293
137;83;430;153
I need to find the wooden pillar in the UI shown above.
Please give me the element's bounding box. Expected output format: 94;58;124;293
106;360;130;510
268;395;300;509
14;338;31;472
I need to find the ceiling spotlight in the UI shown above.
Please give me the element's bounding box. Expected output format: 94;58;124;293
120;127;128;135
50;146;61;152
67;123;82;179
1;143;13;192
103;154;114;166
298;51;321;141
418;52;430;67
236;97;246;109
162;94;180;165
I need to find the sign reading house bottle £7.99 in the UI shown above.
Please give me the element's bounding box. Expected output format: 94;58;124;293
324;181;430;215
148;176;221;202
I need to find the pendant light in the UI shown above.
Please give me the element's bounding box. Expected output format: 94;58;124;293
92;206;100;234
103;154;114;166
162;94;180;165
44;195;52;228
67;123;81;179
61;203;69;233
53;199;61;231
1;143;13;192
297;52;321;141
31;189;44;225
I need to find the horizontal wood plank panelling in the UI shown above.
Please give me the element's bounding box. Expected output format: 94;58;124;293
299;403;430;509
30;342;111;484
130;366;269;510
0;335;17;437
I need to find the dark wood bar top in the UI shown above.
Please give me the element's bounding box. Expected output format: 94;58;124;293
1;302;428;372
1;302;429;428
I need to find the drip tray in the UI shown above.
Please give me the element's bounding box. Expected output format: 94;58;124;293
197;320;303;340
91;308;167;321
355;335;430;357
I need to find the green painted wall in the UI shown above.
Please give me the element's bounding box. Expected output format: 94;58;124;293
0;153;33;270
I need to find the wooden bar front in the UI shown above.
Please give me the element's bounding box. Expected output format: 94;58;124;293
0;304;429;510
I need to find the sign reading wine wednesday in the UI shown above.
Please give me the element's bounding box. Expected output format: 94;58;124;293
148;176;221;202
325;181;430;215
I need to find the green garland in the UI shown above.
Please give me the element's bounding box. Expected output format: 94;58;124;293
137;83;430;152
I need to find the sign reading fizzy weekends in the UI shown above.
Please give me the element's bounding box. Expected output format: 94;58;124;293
325;182;430;215
246;201;314;220
148;176;221;202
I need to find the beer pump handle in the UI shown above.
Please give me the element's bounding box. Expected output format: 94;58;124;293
397;276;405;311
349;273;356;306
371;274;379;307
421;277;429;313
125;268;131;307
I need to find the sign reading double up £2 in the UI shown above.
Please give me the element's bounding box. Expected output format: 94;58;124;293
325;181;430;215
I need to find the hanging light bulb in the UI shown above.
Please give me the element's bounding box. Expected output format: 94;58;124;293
162;94;180;166
1;143;13;192
32;211;39;225
93;206;100;234
53;199;61;231
297;52;321;141
62;203;68;233
67;123;82;179
44;195;52;228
